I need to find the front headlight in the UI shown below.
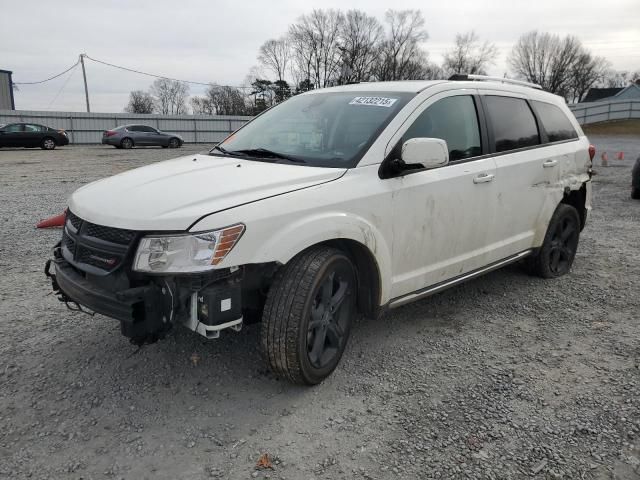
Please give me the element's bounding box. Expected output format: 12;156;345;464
133;224;245;273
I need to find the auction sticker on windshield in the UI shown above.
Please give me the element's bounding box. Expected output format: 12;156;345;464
349;96;398;107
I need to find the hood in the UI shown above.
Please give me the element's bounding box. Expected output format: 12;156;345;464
69;154;345;231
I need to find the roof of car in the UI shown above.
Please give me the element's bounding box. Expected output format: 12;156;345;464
312;79;565;104
315;80;446;93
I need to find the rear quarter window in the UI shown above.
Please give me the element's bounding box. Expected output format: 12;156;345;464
484;96;540;153
532;100;579;142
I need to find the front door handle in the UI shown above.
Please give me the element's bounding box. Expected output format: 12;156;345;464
543;159;558;168
473;173;495;184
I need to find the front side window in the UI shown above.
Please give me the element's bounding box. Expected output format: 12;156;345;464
484;96;539;152
217;91;413;168
24;124;43;132
532;101;579;143
401;95;482;161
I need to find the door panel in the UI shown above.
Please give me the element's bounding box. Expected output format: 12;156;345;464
479;93;551;255
389;158;499;298
385;91;504;299
2;124;24;147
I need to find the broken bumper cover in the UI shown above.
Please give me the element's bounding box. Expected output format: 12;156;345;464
46;256;168;343
45;252;244;344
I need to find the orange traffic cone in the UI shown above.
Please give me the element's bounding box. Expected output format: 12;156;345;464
36;211;66;229
617;151;624;160
601;152;609;167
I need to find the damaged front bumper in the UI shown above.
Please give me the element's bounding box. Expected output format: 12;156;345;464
45;245;244;345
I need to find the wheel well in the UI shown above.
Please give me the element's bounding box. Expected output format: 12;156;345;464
561;183;587;230
121;137;134;146
321;239;382;319
42;136;56;144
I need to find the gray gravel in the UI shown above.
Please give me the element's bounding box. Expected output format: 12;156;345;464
1;139;639;480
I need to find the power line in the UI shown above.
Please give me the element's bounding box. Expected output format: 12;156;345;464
83;54;252;89
46;62;79;110
14;59;80;85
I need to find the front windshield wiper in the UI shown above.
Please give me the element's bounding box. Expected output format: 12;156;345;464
229;148;306;163
210;144;237;156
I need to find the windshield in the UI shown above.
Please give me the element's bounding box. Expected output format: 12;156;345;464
215;91;413;167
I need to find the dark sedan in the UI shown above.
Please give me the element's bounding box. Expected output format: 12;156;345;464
102;124;183;149
0;123;69;150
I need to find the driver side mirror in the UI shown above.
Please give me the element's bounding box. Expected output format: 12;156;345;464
401;137;449;169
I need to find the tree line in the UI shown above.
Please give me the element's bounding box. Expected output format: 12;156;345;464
125;8;640;115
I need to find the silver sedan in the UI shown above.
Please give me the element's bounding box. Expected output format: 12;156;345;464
101;124;183;149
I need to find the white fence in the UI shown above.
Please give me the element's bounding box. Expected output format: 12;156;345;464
0;110;253;144
569;99;640;125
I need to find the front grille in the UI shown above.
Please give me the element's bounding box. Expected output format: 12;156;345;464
62;231;76;254
85;223;135;245
61;210;138;275
66;210;82;231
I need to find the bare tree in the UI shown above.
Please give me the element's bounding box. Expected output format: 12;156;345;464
191;84;248;116
373;10;429;81
508;31;583;95
289;9;344;88
150;78;190;115
258;38;290;82
569;53;609;103
124;90;154;114
190;96;214;115
442;31;497;76
601;69;640;88
337;10;383;83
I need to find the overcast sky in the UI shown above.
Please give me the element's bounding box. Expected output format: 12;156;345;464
1;0;639;113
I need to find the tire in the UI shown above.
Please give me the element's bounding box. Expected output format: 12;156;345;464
41;137;56;150
261;246;357;385
632;187;640;200
168;137;180;148
120;137;134;149
525;204;581;278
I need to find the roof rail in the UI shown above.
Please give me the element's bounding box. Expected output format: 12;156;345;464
448;74;542;90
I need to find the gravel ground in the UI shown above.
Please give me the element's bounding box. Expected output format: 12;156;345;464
0;138;639;480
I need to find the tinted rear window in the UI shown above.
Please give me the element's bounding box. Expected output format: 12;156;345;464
532;101;578;142
484;96;540;152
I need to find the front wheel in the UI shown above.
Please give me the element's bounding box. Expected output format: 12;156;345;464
261;246;357;385
525;204;581;278
168;137;180;148
41;137;56;150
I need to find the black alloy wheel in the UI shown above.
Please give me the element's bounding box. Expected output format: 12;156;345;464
307;265;353;369
261;246;357;385
525;204;581;278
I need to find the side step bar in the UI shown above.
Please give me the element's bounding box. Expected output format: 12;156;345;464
389;250;532;309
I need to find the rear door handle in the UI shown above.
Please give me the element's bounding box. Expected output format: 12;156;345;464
473;173;495;184
543;159;558;168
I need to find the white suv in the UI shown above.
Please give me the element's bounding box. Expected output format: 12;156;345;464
46;76;593;384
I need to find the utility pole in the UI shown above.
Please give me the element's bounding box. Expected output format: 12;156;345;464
80;53;90;112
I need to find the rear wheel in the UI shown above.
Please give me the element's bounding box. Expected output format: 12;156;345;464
120;137;134;149
525;204;580;278
168;137;180;148
41;137;56;150
261;246;357;385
